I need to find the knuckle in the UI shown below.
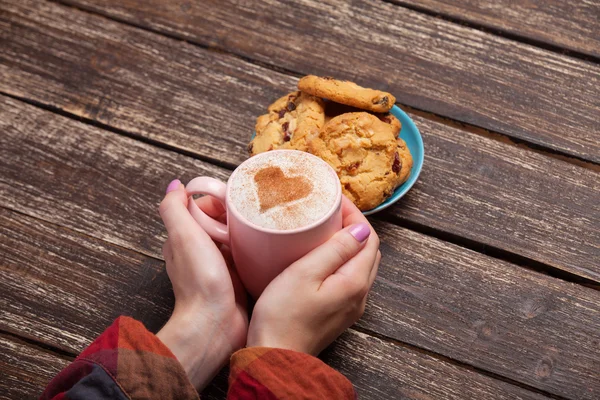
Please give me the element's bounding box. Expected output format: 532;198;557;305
158;198;173;217
354;281;370;300
330;236;356;264
372;234;381;249
167;229;192;251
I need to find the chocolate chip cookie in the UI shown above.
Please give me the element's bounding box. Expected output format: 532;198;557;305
298;75;396;113
308;112;409;210
248;91;325;156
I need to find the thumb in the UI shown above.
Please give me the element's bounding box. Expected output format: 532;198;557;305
159;179;196;237
289;222;371;282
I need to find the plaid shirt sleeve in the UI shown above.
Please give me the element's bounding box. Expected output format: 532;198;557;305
40;316;200;400
228;347;356;399
41;316;355;400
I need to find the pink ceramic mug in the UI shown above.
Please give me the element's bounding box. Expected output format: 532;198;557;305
185;150;343;299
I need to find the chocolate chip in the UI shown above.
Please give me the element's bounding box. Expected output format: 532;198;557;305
247;142;253;154
282;122;291;141
278;109;286;119
287;101;296;112
375;96;389;107
323;76;334;80
392;152;401;173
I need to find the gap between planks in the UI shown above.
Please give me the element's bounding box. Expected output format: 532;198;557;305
0;202;164;263
49;0;600;171
373;213;600;291
380;0;600;64
0;329;74;362
3;91;598;294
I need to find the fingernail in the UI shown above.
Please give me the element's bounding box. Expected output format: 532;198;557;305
166;179;181;194
349;223;371;242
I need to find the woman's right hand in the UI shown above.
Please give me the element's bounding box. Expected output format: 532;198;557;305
247;196;381;356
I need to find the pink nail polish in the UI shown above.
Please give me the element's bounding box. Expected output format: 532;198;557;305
349;223;371;242
166;179;181;194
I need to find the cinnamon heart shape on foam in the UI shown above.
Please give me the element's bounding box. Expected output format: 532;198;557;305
254;166;313;212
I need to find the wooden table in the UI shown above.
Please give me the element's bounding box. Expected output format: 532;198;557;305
1;1;599;399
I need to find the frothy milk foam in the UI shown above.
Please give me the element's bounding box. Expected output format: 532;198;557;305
229;151;339;230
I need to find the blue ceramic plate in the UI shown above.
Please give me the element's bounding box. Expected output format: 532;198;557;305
251;105;424;215
363;105;424;215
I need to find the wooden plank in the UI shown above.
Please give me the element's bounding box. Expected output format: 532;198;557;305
0;334;70;400
389;114;600;282
0;100;230;257
364;221;600;399
2;2;599;281
1;101;598;398
0;0;292;167
325;330;549;400
0;209;549;400
52;0;600;162
390;0;600;59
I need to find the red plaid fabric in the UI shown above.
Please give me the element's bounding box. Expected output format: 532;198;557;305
40;317;355;399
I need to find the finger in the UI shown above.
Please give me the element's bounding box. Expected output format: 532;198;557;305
288;221;372;283
358;251;381;314
366;250;381;290
220;244;247;310
334;228;380;283
193;195;226;219
159;180;213;246
341;196;369;227
162;239;173;263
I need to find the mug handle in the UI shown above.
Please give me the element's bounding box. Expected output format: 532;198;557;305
185;177;229;244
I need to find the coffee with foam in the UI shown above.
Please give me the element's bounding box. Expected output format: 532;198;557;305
229;151;339;230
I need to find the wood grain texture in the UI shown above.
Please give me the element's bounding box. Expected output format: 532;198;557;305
0;209;550;400
0;0;293;166
365;221;600;399
1;99;598;398
2;1;599;281
0;96;230;257
390;0;600;59
388;114;600;282
54;0;600;162
324;330;550;400
0;335;70;400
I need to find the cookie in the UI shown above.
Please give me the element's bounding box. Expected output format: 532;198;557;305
298;75;395;113
308;112;406;210
323;100;401;136
394;137;413;186
378;113;401;137
248;91;325;156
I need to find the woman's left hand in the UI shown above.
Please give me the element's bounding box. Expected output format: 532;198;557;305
156;179;248;390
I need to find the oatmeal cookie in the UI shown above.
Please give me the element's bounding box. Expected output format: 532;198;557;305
298;75;395;113
248;91;325;156
309;112;406;210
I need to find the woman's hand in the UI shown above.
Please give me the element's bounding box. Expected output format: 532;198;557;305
156;179;248;390
247;196;381;356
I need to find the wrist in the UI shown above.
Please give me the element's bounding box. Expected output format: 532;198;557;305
157;311;230;390
247;325;313;355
